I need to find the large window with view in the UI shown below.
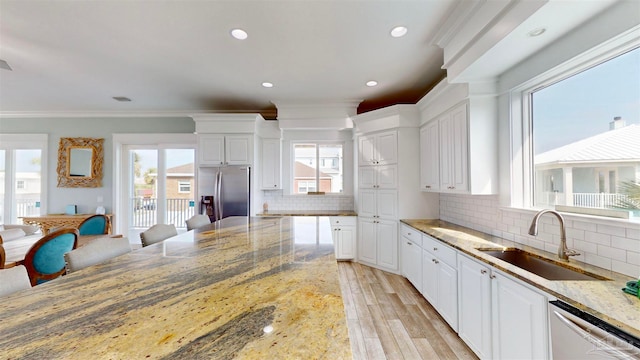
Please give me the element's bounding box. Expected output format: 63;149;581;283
293;143;343;194
529;46;640;220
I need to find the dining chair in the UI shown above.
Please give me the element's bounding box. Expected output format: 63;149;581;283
0;243;5;269
185;214;211;231
23;228;79;286
0;265;32;297
78;214;110;235
140;224;177;247
64;236;131;273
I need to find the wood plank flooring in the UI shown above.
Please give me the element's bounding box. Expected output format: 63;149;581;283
338;261;478;360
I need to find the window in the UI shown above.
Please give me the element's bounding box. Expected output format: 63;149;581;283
526;46;640;219
293;143;343;194
16;180;26;190
178;181;191;193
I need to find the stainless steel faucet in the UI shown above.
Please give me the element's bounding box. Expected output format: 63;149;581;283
528;209;580;261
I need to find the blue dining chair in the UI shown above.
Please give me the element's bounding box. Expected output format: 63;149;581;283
78;214;110;235
23;228;78;286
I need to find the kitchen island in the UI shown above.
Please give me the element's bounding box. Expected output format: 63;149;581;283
0;216;351;359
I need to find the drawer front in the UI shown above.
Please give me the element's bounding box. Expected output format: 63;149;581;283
423;234;456;268
401;224;422;247
330;216;357;226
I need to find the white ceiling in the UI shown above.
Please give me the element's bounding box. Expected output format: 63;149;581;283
0;0;455;119
0;1;620;120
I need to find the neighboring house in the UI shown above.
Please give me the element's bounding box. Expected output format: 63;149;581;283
166;163;195;200
534;119;640;208
294;162;332;194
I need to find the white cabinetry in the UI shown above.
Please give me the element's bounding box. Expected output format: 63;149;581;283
358;217;398;270
439;103;468;192
421;234;458;331
401;225;422;292
358;130;397;165
419;120;440;191
260;139;281;189
458;254;549;360
358;164;397;189
198;134;252;166
330;217;356;260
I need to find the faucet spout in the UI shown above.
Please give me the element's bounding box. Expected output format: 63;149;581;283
528;209;580;261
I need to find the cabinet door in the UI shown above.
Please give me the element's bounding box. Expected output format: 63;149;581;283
402;237;422;292
437;262;458;332
491;272;548;360
421;249;438;306
420;121;440;191
335;225;356;260
376;219;398;271
376;164;398;189
358;190;377;218
358;218;377;264
376;189;397;219
450;104;468;191
358;136;376;165
376;131;398;165
225;135;251;165
458;255;492;359
199;135;225;166
358;167;376;189
261;139;281;189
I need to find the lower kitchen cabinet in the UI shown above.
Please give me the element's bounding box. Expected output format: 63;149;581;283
401;225;422;292
458;254;549;360
358;217;398;272
330;217;356;260
422;235;458;332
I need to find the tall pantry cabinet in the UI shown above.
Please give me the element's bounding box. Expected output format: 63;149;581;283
353;105;439;273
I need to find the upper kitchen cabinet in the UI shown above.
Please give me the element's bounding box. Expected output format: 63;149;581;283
198;134;251;166
193;114;264;167
358;130;398;165
418;79;498;195
260;138;281;189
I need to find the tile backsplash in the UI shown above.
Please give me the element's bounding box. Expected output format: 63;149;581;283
440;193;640;278
262;191;354;211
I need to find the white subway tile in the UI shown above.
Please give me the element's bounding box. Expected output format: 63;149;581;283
596;245;626;262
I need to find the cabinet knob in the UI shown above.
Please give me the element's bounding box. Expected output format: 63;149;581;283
407;232;411;236
220;161;224;164
434;259;439;264
407;242;412;245
490;274;496;279
481;269;487;274
425;185;431;189
433;247;437;251
274;185;277;187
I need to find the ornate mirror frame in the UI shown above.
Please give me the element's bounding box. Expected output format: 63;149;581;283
57;137;104;188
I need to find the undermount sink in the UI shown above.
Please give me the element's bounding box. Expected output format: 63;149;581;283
477;248;610;281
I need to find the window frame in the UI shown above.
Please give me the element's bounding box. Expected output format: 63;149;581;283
177;180;191;193
509;31;640;217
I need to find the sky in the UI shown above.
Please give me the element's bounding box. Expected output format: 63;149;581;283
533;46;640;154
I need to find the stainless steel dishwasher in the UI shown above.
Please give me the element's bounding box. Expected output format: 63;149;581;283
548;300;640;359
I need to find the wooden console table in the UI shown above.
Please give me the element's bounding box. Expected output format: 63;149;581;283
20;214;112;234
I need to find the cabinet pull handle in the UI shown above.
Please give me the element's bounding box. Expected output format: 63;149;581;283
434;259;439;264
425;185;431;189
490;274;496;279
407;242;411;245
433;247;437;251
481;269;487;274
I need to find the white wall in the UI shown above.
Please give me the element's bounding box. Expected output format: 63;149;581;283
0;117;195;214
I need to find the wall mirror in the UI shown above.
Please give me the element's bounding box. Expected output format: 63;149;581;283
57;137;104;188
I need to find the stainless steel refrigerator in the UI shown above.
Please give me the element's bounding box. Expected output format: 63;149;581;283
212;165;250;221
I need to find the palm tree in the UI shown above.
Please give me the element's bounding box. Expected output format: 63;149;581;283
615;180;640;210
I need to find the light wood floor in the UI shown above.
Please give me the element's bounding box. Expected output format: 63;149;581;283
338;261;478;360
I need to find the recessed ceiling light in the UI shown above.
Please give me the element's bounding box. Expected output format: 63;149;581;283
112;96;132;102
390;26;408;38
366;81;378;87
231;28;248;40
262;82;273;88
527;28;546;37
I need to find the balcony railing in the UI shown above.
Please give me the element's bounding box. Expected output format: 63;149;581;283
131;197;195;229
573;193;631;209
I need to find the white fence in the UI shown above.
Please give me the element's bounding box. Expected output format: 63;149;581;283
573;193;630;209
131;197;195;229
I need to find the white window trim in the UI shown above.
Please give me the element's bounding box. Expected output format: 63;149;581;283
177;180;191;193
509;28;640;217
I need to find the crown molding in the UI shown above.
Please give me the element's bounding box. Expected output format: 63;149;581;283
0;109;278;119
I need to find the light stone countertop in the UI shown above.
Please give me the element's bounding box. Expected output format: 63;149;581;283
401;219;640;339
257;210;357;217
0;216;351;359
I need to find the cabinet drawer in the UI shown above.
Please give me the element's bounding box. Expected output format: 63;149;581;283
330;216;357;226
423;234;456;268
401;224;422;247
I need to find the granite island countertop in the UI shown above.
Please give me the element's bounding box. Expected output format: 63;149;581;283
401;219;640;339
257;210;357;217
0;216;351;359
